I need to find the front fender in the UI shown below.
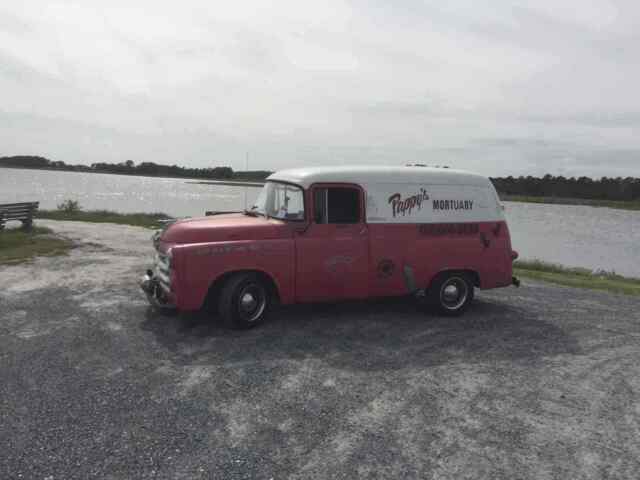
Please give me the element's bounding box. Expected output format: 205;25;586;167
173;240;295;310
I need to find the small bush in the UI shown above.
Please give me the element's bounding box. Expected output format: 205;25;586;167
57;199;81;213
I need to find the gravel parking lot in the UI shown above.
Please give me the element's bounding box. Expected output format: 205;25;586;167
2;220;640;479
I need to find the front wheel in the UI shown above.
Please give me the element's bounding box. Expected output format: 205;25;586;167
428;272;475;316
218;273;271;329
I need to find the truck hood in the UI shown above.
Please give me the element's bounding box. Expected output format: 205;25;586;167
159;213;292;245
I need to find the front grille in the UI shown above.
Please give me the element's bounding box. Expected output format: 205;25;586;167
154;252;171;292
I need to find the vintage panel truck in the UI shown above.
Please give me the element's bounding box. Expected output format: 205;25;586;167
141;166;519;328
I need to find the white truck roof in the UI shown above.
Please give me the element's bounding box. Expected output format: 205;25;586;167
268;165;490;189
268;165;503;224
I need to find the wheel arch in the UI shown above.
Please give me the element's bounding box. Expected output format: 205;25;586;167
429;268;480;289
203;269;281;311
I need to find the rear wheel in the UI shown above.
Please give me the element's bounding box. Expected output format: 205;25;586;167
428;272;475;316
218;273;270;329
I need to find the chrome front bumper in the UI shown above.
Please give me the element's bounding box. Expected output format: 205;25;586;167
140;271;175;309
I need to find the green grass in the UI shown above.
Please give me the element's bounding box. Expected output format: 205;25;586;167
514;259;640;296
501;195;640;211
37;209;173;229
0;226;74;264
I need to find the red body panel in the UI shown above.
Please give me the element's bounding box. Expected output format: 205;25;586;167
295;222;370;302
156;196;515;311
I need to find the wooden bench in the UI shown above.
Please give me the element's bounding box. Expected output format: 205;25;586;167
0;202;39;230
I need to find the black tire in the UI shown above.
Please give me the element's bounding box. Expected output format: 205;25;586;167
428;272;475;316
218;273;271;329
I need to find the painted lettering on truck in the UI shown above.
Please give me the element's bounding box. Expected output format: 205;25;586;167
432;199;474;211
387;188;430;217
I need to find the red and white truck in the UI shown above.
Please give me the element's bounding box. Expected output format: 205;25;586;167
141;166;519;328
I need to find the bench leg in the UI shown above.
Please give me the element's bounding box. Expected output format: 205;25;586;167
22;219;33;231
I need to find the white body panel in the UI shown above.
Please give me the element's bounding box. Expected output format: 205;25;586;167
268;165;504;224
364;183;503;223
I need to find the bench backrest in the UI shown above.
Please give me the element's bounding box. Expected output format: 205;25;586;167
0;202;39;230
0;202;39;220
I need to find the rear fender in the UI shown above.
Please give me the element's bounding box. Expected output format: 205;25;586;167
428;269;480;289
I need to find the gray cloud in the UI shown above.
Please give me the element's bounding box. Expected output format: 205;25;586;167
0;0;639;177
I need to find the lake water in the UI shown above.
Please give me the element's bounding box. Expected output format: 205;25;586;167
2;168;639;277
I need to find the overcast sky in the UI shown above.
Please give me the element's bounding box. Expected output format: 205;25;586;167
1;0;639;177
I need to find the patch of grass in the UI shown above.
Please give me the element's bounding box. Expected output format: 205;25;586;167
514;259;640;296
37;210;173;229
0;226;74;264
501;195;640;211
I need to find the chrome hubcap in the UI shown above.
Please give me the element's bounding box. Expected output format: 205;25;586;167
238;284;266;322
440;277;468;310
241;293;257;311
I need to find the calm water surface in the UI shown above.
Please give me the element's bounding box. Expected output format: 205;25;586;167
2;168;638;277
0;168;262;216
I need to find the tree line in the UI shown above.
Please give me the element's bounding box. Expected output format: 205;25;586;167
0;155;271;181
491;174;640;202
1;155;639;201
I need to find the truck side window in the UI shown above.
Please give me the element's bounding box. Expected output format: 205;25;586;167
314;187;360;224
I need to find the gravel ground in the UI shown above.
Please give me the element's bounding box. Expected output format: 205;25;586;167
1;220;640;479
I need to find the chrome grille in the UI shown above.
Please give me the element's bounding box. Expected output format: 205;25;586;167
154;252;171;292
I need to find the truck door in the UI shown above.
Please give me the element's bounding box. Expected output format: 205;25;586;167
295;184;370;302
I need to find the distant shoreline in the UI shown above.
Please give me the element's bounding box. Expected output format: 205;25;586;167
0;165;266;187
186;180;265;187
501;194;640;211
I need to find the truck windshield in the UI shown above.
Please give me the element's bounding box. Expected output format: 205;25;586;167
251;182;305;221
